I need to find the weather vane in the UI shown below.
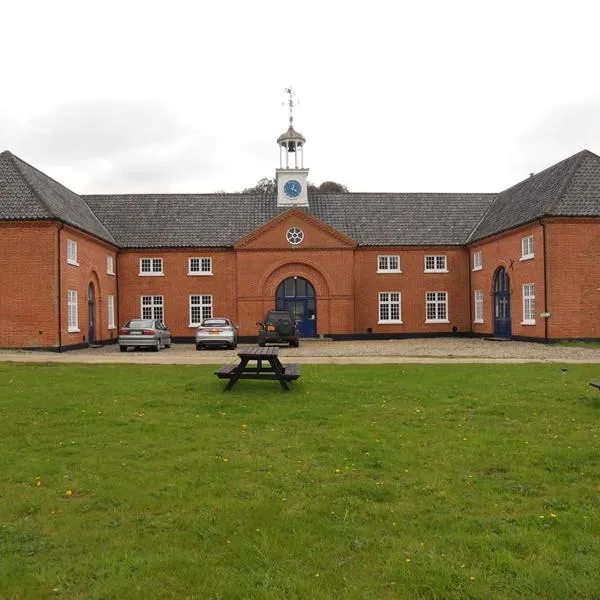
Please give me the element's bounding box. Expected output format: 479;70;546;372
283;87;298;126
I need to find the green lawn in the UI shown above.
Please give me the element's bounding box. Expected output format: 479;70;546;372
1;362;600;600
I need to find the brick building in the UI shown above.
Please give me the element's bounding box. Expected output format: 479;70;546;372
1;116;599;350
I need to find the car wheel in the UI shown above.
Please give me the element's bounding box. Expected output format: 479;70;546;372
291;340;299;348
196;344;203;351
119;345;127;352
258;341;265;347
152;342;160;352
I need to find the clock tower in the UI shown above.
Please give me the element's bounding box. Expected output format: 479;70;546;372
276;88;309;207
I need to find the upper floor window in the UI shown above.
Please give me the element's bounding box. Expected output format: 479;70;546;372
188;257;213;276
67;240;78;266
425;291;449;323
140;258;163;276
377;255;401;273
474;289;484;323
378;292;402;324
521;235;534;260
107;255;115;275
424;255;447;272
472;250;482;271
522;283;536;325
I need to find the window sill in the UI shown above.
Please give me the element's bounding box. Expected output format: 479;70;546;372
424;270;449;274
473;319;484;324
67;261;79;267
472;266;482;272
520;255;534;262
187;272;213;276
521;320;536;326
376;270;402;274
108;326;116;330
107;272;115;276
67;327;80;333
378;320;403;325
425;319;450;324
139;273;164;276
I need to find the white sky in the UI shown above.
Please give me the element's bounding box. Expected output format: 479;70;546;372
2;0;600;194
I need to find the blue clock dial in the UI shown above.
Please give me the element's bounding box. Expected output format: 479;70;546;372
283;179;302;198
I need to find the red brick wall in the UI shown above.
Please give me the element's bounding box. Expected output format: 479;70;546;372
0;221;58;347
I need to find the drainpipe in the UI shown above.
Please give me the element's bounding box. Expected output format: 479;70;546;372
57;223;63;352
541;219;548;344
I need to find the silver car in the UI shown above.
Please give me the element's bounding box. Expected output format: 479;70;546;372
195;317;238;350
118;319;171;352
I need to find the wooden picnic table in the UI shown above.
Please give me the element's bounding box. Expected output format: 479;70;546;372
215;345;300;391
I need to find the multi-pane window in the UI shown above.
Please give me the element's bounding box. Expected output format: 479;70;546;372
424;255;447;272
522;283;536;324
141;295;164;321
107;295;115;329
473;250;482;271
474;289;484;323
67;240;78;266
140;258;163;275
188;257;213;275
377;255;401;273
426;291;449;322
107;255;115;275
67;290;79;331
378;292;402;323
521;235;534;260
190;295;213;325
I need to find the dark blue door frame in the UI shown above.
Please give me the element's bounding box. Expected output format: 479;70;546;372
493;267;511;338
87;282;96;345
276;277;316;338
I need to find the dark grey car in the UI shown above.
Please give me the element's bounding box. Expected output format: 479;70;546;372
118;319;171;352
257;310;299;347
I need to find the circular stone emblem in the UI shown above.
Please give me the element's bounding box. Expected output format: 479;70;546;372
286;227;304;245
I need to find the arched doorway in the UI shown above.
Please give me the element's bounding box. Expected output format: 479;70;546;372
87;282;96;345
276;277;316;337
493;267;511;337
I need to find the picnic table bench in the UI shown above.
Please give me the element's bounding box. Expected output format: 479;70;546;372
590;381;600;391
215;345;300;391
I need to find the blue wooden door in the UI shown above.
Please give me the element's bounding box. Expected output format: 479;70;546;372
276;277;316;338
493;268;511;337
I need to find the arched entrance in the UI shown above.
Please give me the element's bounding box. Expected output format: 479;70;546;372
276;277;316;337
87;282;96;345
493;267;511;337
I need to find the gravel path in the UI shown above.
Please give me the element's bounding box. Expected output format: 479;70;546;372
1;338;600;364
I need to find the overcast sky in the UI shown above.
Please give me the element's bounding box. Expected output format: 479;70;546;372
2;0;599;195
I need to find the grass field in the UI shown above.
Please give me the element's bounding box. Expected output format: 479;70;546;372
1;361;600;600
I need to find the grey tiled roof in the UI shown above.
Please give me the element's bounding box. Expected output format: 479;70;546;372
470;150;600;242
0;151;116;244
82;192;496;248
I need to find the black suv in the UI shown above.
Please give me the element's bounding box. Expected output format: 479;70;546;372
257;310;299;347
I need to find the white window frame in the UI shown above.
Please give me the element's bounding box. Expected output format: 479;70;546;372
141;295;164;321
139;258;164;276
107;295;115;329
107;255;115;275
188;257;213;276
472;250;482;271
67;240;79;266
189;295;213;326
424;255;448;273
474;289;484;323
521;236;534;261
425;291;449;323
67;290;79;332
377;255;401;273
522;283;536;325
378;292;402;324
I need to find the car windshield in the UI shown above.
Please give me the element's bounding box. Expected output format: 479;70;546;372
126;319;154;329
267;312;292;320
202;319;229;327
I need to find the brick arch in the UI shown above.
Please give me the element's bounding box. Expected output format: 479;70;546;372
258;259;333;298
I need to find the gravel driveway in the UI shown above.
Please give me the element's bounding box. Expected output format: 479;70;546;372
1;338;600;364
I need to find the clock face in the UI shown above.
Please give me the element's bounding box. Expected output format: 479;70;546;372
283;179;302;199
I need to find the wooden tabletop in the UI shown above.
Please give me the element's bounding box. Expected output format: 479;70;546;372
237;346;279;358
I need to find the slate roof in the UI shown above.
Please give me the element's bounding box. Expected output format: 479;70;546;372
0;151;116;245
470;150;600;242
82;192;496;248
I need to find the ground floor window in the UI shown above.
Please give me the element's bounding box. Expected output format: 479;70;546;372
378;292;402;323
190;295;213;326
426;291;448;322
141;295;164;321
522;283;536;325
67;290;79;332
107;295;115;329
474;289;484;323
